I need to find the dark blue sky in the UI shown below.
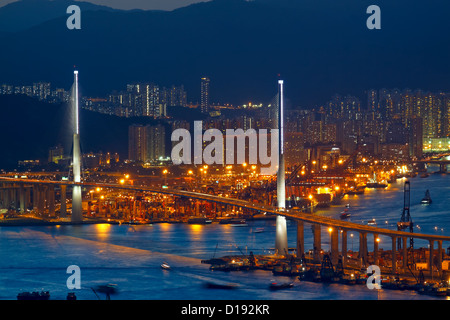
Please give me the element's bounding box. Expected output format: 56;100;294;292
0;0;448;107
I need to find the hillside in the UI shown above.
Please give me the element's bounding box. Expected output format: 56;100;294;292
0;0;447;107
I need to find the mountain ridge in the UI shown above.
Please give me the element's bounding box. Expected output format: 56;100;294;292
0;0;448;107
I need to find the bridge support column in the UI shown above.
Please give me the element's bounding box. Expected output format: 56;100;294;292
429;240;434;279
60;185;67;218
32;185;37;210
359;232;367;267
330;227;339;266
19;185;25;212
275;216;288;256
341;230;348;268
3;187;10;209
312;224;321;263
37;185;45;214
25;187;31;211
296;220;304;258
373;234;379;266
391;236;397;273
195;201;200;216
48;185;55;216
438;240;443;278
402;237;408;270
9;185;16;209
274;79;288;257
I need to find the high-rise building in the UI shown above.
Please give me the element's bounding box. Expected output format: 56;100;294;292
200;77;210;113
128;124;148;162
48;145;64;164
146;124;166;161
128;124;167;163
32;82;51;100
367;89;378;112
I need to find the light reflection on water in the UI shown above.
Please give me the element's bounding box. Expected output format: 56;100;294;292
0;174;448;300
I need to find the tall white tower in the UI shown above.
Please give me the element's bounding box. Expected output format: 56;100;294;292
71;70;83;222
275;79;288;256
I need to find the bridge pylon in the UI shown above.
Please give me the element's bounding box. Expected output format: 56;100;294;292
275;79;288;256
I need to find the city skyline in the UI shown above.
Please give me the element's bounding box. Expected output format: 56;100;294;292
1;79;448;173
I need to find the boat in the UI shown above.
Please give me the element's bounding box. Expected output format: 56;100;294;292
188;217;212;224
340;208;351;219
269;281;294;290
161;262;171;270
253;227;265;233
417;282;448;296
346;186;365;195
17;291;50;300
204;281;239;290
229;219;248;227
66;292;77;300
95;284;118;294
420;190;432;204
339;273;357;285
366;173;388;189
298;267;321;282
272;264;301;276
367;218;376;225
366;182;388;188
420;173;430;178
220;218;248;226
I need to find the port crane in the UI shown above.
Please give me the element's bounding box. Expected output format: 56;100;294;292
397;180;414;250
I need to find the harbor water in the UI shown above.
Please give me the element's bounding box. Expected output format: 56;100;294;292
0;172;449;300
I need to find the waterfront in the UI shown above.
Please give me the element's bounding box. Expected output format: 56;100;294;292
0;172;448;300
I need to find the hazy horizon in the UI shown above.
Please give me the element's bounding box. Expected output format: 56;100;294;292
0;0;210;11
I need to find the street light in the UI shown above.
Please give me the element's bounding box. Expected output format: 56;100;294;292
350;233;354;252
163;169;168;186
328;227;333;251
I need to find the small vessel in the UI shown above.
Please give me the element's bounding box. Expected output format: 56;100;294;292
340;208;351;219
161;262;171;270
417;282;448;296
339;273;356;285
204;281;239;290
367;218;376;226
188;217;212;224
366;182;388;188
66;292;77;300
346;186;365;195
269;281;293;290
420;190;432;204
93;283;118;300
229;219;248;227
17;291;50;300
366;173;388;188
253;227;265;233
420;173;430;178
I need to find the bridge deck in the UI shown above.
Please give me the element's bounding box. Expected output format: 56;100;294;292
2;177;450;243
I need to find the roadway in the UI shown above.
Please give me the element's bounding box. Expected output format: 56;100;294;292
2;176;450;243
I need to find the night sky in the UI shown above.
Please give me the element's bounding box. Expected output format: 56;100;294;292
0;0;448;106
0;0;209;10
